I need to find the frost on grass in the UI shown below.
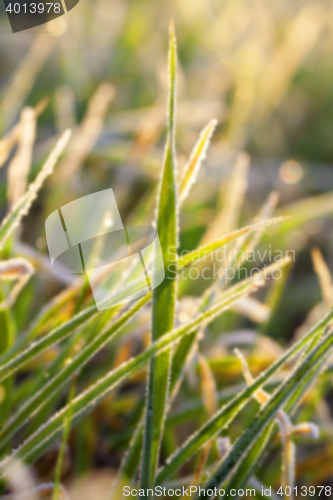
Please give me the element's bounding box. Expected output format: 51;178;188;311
0;258;34;310
0;129;71;250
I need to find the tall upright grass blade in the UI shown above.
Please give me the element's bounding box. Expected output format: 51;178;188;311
1;34;55;129
0;258;34;310
231;348;327;496
140;21;179;490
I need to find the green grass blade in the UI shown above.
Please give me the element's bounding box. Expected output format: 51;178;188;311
114;330;197;489
179;119;217;204
0;214;280;384
224;423;275;495
140;22;179;490
197;330;329;495
0;304;98;383
225;346;327;496
120;259;289;482
155;308;333;484
114;332;198;490
0;286;83;367
170;331;197;397
1;263;147;365
200;329;333;494
0;288;15;431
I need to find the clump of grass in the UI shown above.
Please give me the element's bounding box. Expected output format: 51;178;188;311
0;25;332;500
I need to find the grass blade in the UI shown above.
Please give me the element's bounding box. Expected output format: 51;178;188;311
0;274;261;474
311;247;333;307
179;119;217;204
224;423;275;496
0;304;97;383
113;218;286;487
178;217;289;269
201;329;333;494
140;21;179;490
0;277;152;383
52;383;75;500
0;289;15;431
8;107;36;209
